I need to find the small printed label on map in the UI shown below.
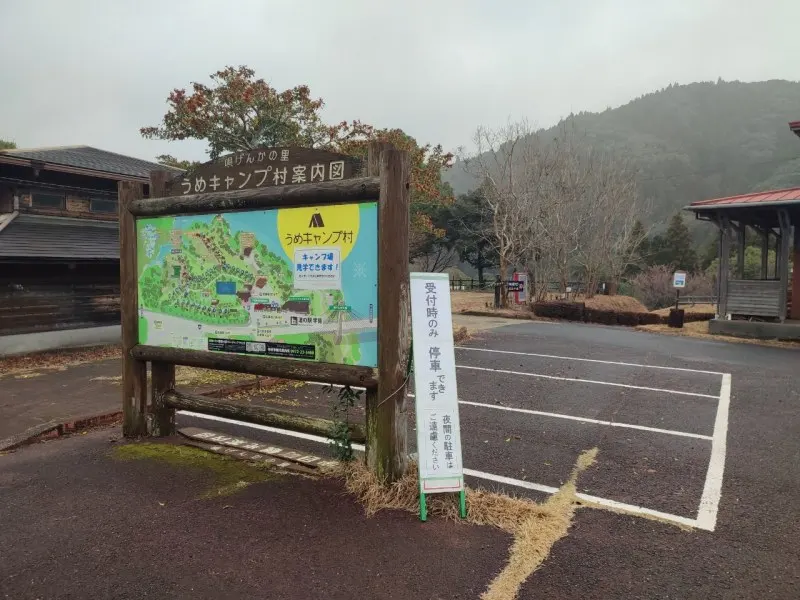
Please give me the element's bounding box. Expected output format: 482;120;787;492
207;338;315;360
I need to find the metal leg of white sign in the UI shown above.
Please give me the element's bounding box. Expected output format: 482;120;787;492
418;483;467;522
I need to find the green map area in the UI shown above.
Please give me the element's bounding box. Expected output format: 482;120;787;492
136;207;378;367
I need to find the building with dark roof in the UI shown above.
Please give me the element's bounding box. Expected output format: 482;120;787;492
0;146;182;353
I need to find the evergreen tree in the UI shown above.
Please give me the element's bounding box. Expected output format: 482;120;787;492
662;213;698;271
443;188;498;283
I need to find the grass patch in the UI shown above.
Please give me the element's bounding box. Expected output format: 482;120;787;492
340;448;598;600
112;442;277;498
0;344;121;379
584;295;647;313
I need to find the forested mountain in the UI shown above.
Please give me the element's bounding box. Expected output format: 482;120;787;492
445;79;800;240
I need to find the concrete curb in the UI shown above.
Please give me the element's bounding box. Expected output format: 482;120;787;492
0;376;278;453
0;412;122;452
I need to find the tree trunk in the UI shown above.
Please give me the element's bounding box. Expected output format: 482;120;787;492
499;254;509;308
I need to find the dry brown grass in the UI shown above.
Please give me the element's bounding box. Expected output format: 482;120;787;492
453;326;471;344
637;321;800;349
584;295;648;313
451;291;495;312
340;448;598;600
0;344;121;379
651;303;716;316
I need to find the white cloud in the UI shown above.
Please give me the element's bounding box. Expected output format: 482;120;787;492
0;0;797;162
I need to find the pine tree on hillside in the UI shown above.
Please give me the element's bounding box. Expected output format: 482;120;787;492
662;213;697;272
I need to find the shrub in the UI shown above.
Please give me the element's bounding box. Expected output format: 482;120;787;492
533;301;585;321
533;301;667;327
632;265;715;310
638;312;662;325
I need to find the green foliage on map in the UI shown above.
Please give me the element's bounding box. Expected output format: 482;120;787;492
136;203;378;367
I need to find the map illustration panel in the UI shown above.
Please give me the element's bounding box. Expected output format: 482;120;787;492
136;202;377;367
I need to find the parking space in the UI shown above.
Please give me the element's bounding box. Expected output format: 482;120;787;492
447;344;728;528
171;317;800;597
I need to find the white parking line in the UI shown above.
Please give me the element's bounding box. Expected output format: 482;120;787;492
456;347;725;375
176;411;704;531
695;373;731;531
463;468;701;530
458;400;712;440
458;365;719;399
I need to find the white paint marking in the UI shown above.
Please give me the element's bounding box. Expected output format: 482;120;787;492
178;412;705;531
458;365;719;399
458;400;712;440
456;346;724;375
461;469;701;530
695;373;731;532
176;410;366;452
307;382;713;438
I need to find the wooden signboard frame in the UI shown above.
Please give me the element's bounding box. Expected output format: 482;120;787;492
119;142;411;482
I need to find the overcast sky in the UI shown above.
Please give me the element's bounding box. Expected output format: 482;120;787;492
1;0;798;163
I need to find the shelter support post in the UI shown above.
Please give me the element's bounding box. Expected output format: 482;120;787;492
736;223;746;279
717;214;731;319
792;222;800;320
778;210;791;322
119;181;148;437
761;228;769;279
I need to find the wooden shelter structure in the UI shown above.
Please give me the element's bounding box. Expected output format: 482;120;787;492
686;188;799;339
684;119;800;340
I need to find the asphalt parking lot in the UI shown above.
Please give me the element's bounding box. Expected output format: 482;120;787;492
177;319;800;598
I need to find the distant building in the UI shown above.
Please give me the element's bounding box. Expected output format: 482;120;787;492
0;146;182;355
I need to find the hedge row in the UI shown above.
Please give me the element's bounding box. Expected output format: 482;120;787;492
532;302;714;326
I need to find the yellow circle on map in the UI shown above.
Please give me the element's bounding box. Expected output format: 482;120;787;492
277;204;360;261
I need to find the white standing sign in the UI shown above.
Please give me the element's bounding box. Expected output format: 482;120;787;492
410;272;464;494
673;271;687;288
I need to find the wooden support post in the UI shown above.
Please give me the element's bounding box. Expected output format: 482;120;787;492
736;223;746;279
774;231;781;278
119;180;148;437
777;210;790;322
365;142;410;482
717;214;730;319
792;222;800;320
163;390;366;443
147;171;176;436
761;228;769;279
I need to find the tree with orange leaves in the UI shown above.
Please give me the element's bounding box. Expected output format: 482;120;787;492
141;65;454;258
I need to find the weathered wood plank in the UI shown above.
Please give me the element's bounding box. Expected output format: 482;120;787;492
129;176;380;217
147;171;177;437
131;344;378;388
166;391;366;443
366;142;411;482
778;210;791;321
736;226;746;279
119;181;148;437
718;215;730;317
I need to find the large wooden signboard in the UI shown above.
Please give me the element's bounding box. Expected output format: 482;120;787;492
136;201;378;366
120;143;411;483
171;148;362;196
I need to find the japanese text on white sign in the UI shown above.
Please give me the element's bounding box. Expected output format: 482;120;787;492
410;272;464;493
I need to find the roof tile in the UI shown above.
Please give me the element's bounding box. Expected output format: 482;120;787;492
0;146;183;179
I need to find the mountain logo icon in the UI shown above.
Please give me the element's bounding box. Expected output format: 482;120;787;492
308;212;325;228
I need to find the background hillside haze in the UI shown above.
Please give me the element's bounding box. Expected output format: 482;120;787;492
445;80;800;236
